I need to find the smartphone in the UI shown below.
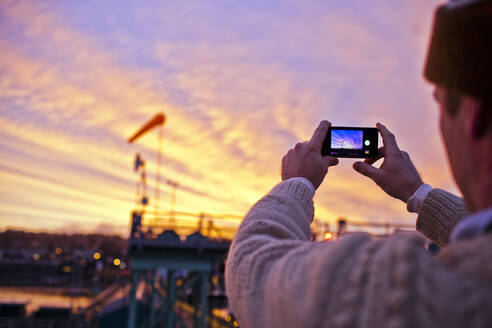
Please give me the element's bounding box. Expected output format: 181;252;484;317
322;126;378;158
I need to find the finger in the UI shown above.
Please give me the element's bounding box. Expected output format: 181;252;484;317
281;154;289;180
282;149;293;165
353;161;381;182
364;146;385;165
294;142;307;151
324;156;339;167
376;122;399;155
309;120;331;152
401;150;410;160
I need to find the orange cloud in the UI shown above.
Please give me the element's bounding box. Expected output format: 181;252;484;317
0;0;456;238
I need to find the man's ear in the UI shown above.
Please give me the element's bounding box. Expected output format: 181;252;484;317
464;97;490;140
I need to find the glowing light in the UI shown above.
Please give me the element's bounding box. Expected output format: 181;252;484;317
93;252;101;260
211;276;219;284
324;232;333;240
113;258;121;266
32;253;40;261
225;315;231;322
233;321;239;327
62;265;72;273
55;248;62;255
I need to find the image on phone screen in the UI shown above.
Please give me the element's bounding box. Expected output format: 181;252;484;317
322;126;378;158
331;130;363;150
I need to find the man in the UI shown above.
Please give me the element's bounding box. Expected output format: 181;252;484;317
225;1;492;327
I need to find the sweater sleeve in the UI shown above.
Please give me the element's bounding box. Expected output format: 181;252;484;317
416;188;469;247
225;180;459;328
225;179;315;327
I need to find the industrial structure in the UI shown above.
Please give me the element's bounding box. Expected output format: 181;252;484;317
125;113;235;328
0;112;417;328
0;111;411;328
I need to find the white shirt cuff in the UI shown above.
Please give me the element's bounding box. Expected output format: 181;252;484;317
286;177;316;195
406;184;433;213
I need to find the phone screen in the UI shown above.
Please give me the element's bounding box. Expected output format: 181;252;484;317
331;129;363;150
322;127;378;158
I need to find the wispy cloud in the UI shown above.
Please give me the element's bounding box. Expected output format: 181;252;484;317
0;0;453;236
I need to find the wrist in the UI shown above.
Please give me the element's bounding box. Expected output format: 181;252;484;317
407;183;433;213
275;178;315;204
403;180;424;203
288;177;316;195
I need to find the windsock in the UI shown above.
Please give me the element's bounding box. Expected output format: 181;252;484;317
128;113;166;143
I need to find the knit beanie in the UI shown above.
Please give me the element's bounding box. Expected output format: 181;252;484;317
424;0;492;100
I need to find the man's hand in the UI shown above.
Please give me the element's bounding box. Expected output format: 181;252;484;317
282;121;339;190
352;123;424;203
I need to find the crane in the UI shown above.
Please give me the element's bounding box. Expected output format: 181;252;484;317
128;113;170;214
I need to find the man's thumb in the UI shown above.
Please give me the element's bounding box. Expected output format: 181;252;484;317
324;157;339;167
353;161;380;181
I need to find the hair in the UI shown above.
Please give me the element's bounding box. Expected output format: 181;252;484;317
444;90;492;135
444;89;463;117
444;89;492;116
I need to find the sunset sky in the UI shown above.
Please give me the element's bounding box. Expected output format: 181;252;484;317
0;0;455;236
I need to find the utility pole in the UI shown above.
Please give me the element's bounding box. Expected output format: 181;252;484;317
166;180;179;229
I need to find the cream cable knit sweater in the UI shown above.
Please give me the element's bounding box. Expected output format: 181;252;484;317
225;179;492;328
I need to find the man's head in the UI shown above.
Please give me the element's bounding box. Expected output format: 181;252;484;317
433;87;492;211
425;0;492;212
